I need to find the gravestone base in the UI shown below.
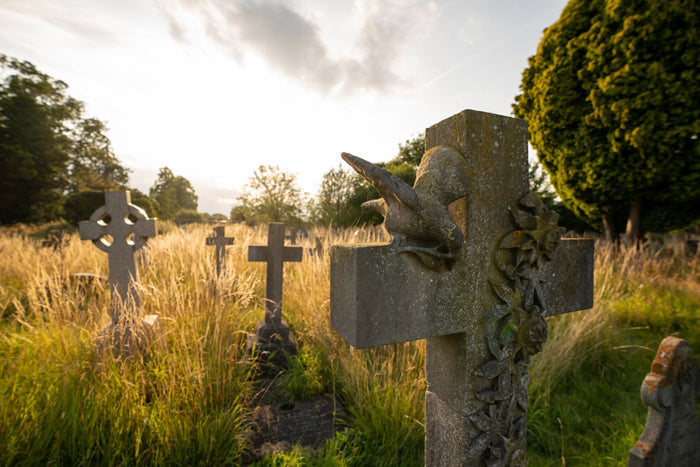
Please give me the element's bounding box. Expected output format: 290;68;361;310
95;314;161;359
247;320;298;370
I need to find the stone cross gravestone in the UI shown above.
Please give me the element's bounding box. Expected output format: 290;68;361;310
206;225;234;277
79;190;158;354
331;109;594;465
247;223;303;364
628;336;700;467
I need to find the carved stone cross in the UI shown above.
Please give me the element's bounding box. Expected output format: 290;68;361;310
206;225;234;277
247;223;303;364
331;109;594;465
79;191;156;324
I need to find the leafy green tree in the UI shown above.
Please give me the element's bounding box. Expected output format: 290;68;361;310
513;0;700;242
174;209;204;225
396;133;425;168
311;165;355;226
232;165;306;226
0;56;80;223
67;118;130;192
0;55;131;224
149;167;198;220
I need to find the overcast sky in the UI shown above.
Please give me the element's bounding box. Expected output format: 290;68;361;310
0;0;568;214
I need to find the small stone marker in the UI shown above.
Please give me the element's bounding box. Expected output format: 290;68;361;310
79;190;158;354
247;223;303;365
331;109;594;465
628;336;700;467
206;225;234;277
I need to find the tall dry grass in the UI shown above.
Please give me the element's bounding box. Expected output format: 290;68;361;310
1;222;698;464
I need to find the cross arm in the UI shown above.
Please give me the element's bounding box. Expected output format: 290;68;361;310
330;238;594;349
248;246;303;262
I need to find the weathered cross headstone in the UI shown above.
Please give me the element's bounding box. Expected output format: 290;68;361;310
628;336;700;467
331;109;594;465
247;223;303;364
79;190;158;354
285;227;307;246
206;225;234;277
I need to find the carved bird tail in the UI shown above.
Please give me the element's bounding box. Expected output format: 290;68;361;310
341;152;419;209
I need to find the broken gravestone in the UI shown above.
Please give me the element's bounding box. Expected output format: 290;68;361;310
628;335;700;467
79;190;158;356
247;223;303;367
330;109;594;465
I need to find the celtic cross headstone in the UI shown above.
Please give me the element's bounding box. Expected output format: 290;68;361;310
247;223;303;364
206;225;234;277
79;190;158;353
330;109;594;465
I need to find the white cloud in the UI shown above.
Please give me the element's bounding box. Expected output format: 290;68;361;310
154;0;437;95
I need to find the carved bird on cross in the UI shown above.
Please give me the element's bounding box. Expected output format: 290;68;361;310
341;146;471;270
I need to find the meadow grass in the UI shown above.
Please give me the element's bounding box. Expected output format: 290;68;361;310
0;223;698;465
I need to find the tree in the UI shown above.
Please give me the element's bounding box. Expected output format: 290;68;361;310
149;167;198;220
67;118;130;192
396;133;425;169
513;0;700;243
231;165;306;226
0;55;131;224
311;165;360;226
0;56;79;223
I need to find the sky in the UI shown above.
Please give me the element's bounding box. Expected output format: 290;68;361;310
0;0;568;215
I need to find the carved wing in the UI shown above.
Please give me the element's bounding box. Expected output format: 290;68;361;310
341;152;419;209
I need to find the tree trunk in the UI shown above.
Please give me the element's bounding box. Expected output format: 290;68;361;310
603;214;618;243
625;200;643;248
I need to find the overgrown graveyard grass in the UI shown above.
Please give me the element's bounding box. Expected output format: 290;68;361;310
0;223;698;465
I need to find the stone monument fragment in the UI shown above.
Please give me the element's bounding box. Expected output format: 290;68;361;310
628;336;700;467
79;190;158;355
247;223;303;365
206;225;234;277
331;109;594;465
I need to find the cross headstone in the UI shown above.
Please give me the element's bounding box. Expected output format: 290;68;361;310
629;336;700;466
330;109;594;465
206;225;234;277
285;227;307;246
79;190;158;354
247;222;303;364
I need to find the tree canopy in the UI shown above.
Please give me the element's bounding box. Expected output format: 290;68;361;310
149;167;198;220
513;0;700;241
0;55;130;224
231;165;306;226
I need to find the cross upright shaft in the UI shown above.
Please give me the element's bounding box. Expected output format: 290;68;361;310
206;225;234;277
330;110;594;465
248;223;303;324
79;191;156;323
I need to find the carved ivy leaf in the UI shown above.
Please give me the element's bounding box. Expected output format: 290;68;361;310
465;431;491;460
491;280;516;305
498;317;517;341
487;335;505;359
499;230;529;249
518;191;545;213
511;207;538;230
476;360;508;379
485;303;510;322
